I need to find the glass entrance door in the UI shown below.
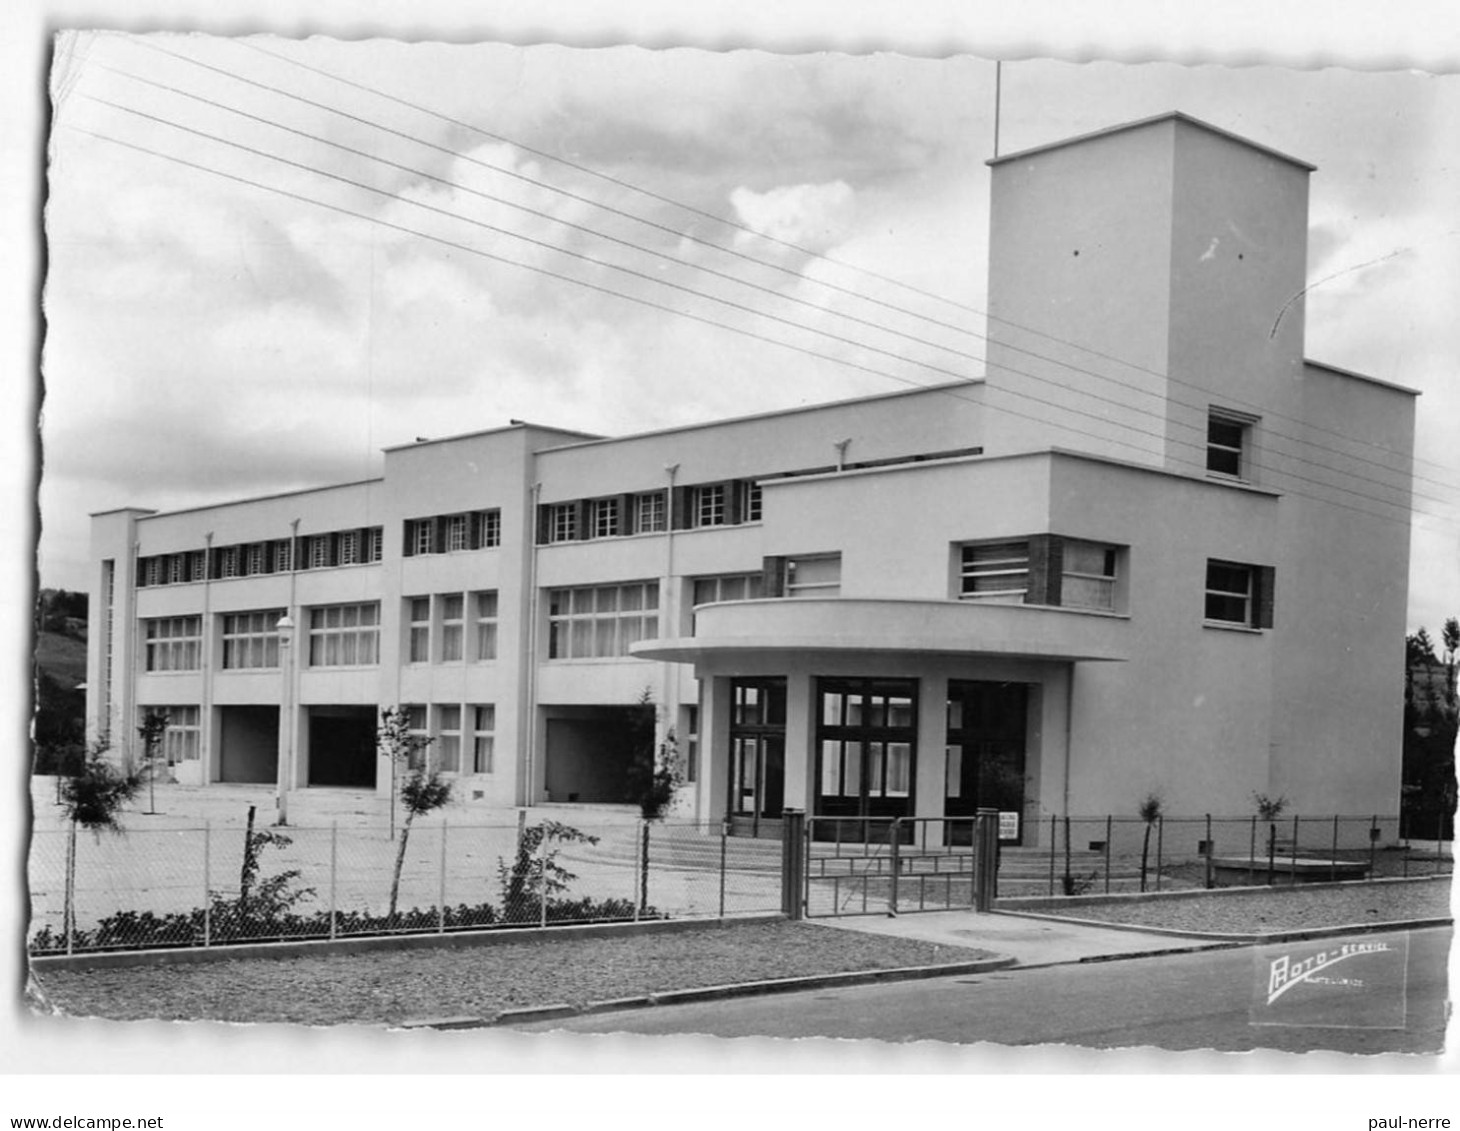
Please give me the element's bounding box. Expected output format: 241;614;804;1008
815;678;918;826
945;680;1028;844
728;678;786;837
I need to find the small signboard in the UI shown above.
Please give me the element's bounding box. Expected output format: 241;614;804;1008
998;811;1020;841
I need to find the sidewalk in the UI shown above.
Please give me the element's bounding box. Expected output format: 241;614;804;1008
810;908;1231;966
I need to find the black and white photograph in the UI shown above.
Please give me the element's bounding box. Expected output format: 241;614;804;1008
6;1;1458;1123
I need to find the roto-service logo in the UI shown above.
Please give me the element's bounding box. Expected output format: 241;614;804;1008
1266;940;1392;1005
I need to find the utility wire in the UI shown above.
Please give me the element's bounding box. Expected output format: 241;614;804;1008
69;121;1451;536
227;36;1460;484
87;94;972;384
96;51;1454;505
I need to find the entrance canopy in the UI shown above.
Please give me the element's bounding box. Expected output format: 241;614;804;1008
633;597;1129;665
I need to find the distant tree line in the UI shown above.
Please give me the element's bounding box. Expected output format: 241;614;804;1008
1403;618;1458;841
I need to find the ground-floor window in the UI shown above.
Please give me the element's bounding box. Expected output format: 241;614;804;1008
142;705;201;765
815;677;917;821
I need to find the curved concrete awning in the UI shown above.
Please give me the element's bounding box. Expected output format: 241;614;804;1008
632;597;1129;664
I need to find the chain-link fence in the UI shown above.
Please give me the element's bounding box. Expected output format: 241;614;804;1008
27;815;784;955
1001;814;1443;899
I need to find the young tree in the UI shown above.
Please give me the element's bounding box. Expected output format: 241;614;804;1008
1253;792;1288;884
378;706;451;922
623;690;684;820
59;742;144;946
137;710;169;815
1137;792;1163;893
1443;618;1459;701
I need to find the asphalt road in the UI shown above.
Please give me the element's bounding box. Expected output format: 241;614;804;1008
513;925;1452;1053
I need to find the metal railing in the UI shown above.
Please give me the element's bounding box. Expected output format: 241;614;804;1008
26;815;783;956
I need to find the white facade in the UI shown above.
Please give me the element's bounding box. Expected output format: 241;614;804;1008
85;114;1416;840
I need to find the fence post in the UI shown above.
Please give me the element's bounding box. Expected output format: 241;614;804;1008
1331;815;1338;883
780;808;805;920
202;821;211;948
888;818;901;916
1204;814;1214;889
639;822;651;918
65;827;75;956
974;808;999;912
718;820;728;920
329;821;338;941
1369;815;1378;879
1248;815;1257;886
437;820;448;934
1155;816;1164;892
1048;814;1057;896
538;826;548;929
1104;815;1112;895
1290;815;1300;885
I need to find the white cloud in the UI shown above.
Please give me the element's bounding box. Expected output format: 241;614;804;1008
729;181;856;255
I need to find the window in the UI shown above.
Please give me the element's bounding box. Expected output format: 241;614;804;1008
816;678;917;816
273;540;292;573
143;616;202;672
411;519;434;556
1061;540;1119;612
634;492;666;534
1205;559;1274;628
446;514;468;553
338;530;361;566
140;557;162;588
366;527;384;563
142;706;201;765
694;484;727;527
547;581;660;659
549;503;577;543
590;497;620;539
472;590;498;661
786;554;841;598
435;704;462;772
307;603;380;667
960;541;1029;602
440;593;465;662
479;510;501;548
168;555;186;585
472;705;496;773
692;573;764;620
1207;410;1253;479
221;609;284;669
407;597;431;663
403;705;429;770
220;546;242;579
739;481;763;523
682;704;699;784
308;535;332;570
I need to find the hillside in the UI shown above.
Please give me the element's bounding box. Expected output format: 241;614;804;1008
35;630;87;691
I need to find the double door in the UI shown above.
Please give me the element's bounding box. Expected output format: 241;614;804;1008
728;678;786;838
944;680;1028;843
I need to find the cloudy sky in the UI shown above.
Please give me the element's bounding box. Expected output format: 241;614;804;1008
38;34;1460;631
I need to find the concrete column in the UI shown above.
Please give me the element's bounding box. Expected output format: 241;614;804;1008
782;671;816;813
698;675;732;825
915;674;949;824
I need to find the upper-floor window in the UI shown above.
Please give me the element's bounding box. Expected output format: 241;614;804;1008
786;554;841;598
960;541;1029;602
547;581;660;660
366;527;384;563
694;484;727;527
221;609;284;669
1061;540;1119;612
273;540;292;573
692;573;765;607
472;590;498;661
309;535;332;570
1207;410;1255;480
307;602;380;667
634;492;666;534
446;514;468;553
1205;559;1274;629
412;519;434;556
168;555;186;585
143;616;202;672
550;503;577;543
407;597;431;663
590;497;621;539
440;594;465;662
739;481;763;523
338;530;361;566
220;546;242;579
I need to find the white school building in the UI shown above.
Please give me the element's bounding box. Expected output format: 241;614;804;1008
85;113;1416;842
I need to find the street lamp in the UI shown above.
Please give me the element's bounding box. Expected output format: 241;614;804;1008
276;612;296;826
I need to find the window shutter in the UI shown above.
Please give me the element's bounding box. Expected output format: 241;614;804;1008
432;517;447;555
671;486;692;530
1255;565;1276;628
726;480;743;525
262;543;275;574
294;535;308;570
620;494;635;535
403;521;416;557
536;504;552;545
209;549;222;580
761;555;788;598
469;512;483;550
572;499;589;541
1027;535;1062;606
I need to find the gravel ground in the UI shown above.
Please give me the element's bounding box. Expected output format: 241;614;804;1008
1032;877;1453;935
28;920;990;1026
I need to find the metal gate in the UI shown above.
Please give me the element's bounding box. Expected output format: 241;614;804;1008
801;811;998;918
